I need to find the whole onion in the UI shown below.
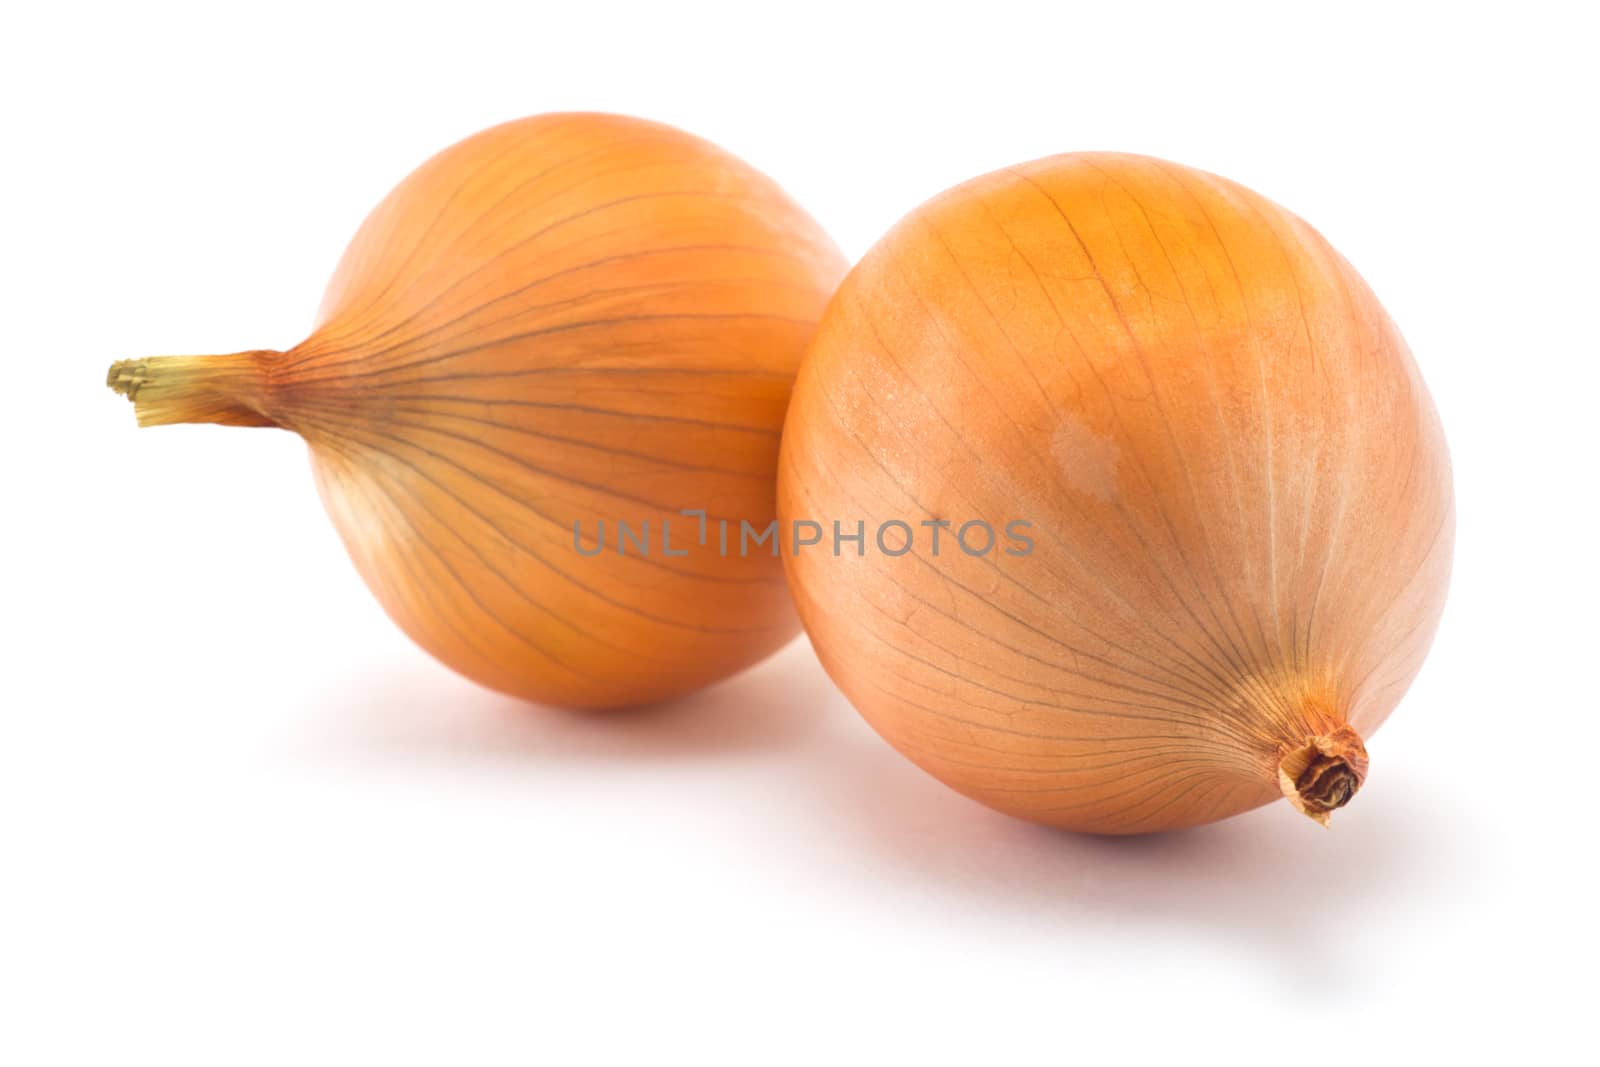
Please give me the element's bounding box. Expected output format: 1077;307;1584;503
109;113;847;709
777;152;1452;832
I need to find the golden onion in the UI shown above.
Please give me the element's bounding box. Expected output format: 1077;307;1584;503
777;152;1452;832
110;113;847;708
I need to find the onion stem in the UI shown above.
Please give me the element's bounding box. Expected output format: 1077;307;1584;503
107;351;281;429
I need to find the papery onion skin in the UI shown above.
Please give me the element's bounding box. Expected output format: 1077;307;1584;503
109;113;848;709
777;153;1452;833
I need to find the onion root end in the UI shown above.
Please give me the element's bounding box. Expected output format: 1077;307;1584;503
1278;725;1369;826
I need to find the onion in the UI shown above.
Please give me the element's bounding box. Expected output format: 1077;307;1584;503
777;153;1452;832
109;113;847;709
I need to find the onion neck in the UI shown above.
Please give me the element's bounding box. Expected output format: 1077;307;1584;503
1277;723;1369;826
107;350;282;428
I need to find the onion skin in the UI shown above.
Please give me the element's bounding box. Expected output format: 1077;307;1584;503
109;113;847;709
777;153;1453;833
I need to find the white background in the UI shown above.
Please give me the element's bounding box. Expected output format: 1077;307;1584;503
4;1;1596;1061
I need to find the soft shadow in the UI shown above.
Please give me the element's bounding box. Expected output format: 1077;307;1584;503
307;638;1474;988
311;639;828;764
816;729;1476;991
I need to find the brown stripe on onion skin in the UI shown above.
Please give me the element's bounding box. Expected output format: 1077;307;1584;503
777;152;1453;834
107;112;848;709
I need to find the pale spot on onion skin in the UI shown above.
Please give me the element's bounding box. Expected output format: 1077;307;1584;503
1050;415;1121;502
